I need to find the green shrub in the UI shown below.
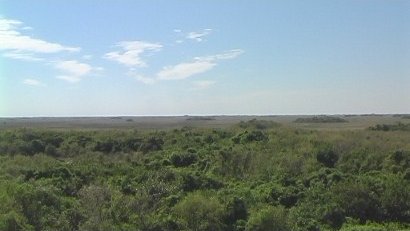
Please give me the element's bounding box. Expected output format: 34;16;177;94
246;206;290;231
316;148;339;168
170;152;198;167
174;192;224;231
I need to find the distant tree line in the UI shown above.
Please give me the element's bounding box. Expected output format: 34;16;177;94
294;116;348;123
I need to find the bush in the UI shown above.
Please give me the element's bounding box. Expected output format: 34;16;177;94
14;184;63;231
174;192;224;231
224;197;248;230
140;137;164;153
379;174;410;222
316;148;339;168
232;131;268;144
369;123;410;131
238;119;279;130
246;206;290;231
333;179;382;222
170;152;198;167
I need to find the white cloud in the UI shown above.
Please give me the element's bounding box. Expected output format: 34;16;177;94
3;52;43;61
0;17;80;54
192;80;216;90
0;18;21;31
157;61;216;80
23;78;44;86
55;60;93;83
196;49;244;62
173;29;182;33
55;60;92;76
186;29;212;42
131;49;243;84
104;41;162;67
157;49;243;81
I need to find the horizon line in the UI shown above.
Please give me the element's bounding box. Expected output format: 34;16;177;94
1;113;409;119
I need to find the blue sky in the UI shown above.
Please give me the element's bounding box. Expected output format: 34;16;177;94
1;0;409;116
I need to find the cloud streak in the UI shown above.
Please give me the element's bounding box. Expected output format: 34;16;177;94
0;18;80;54
3;52;44;61
104;41;162;67
156;49;244;81
129;49;243;84
196;49;244;62
157;61;216;80
23;78;45;86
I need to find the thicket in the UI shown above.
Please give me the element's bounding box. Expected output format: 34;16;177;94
369;123;410;131
0;120;409;231
294;116;348;123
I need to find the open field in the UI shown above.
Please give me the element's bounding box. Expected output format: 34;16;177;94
0;114;407;130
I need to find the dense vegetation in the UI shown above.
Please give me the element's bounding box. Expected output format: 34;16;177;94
393;114;410;119
294;116;348;123
186;116;216;121
369;123;410;132
0;120;409;231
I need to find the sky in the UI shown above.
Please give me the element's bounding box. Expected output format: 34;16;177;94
0;0;409;116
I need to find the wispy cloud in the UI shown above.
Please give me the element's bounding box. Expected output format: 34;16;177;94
22;78;45;86
3;52;43;61
196;49;244;62
21;26;33;30
0;17;80;54
192;80;216;90
186;29;212;42
55;60;92;76
56;75;83;83
104;41;162;67
156;49;243;81
55;60;93;83
157;61;216;80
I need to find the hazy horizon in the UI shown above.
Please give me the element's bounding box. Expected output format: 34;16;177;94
1;0;409;116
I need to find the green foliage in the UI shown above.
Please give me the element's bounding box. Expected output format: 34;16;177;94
294;116;348;123
0;124;409;230
238;119;279;130
378;174;410;222
369;123;410;131
316;146;339;168
170;152;198;167
246;206;290;231
174;191;224;231
340;221;409;231
333;179;382;222
224;197;248;231
232;130;268;144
